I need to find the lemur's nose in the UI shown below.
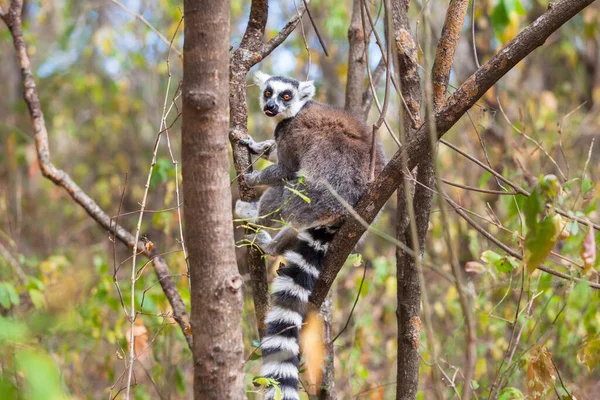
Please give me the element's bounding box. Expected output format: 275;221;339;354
264;102;278;116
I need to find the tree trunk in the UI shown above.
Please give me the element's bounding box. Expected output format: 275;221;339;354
182;1;245;398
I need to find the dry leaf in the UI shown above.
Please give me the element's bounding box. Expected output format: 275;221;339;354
526;344;556;399
126;318;150;362
581;226;597;273
465;261;486;274
299;311;325;396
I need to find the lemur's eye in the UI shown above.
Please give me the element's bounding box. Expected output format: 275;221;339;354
283;94;291;101
265;91;271;97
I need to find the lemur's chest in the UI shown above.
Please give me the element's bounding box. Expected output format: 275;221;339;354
274;118;309;170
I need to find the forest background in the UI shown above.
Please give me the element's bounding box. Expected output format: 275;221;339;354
0;0;599;399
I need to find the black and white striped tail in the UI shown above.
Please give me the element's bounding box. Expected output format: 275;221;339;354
260;226;338;400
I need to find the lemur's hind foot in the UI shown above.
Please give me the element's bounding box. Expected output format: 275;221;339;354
246;226;298;256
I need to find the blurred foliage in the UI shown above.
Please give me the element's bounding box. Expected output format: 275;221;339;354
1;0;599;399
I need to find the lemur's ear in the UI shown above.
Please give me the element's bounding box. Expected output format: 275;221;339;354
253;71;271;87
299;80;315;100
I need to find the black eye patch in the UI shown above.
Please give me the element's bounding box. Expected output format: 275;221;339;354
280;90;293;101
264;86;273;98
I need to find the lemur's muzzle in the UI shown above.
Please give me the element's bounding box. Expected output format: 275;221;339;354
264;101;279;117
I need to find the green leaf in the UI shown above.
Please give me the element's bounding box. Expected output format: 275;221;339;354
481;250;503;265
523;214;561;274
491;0;510;35
498;387;525;400
578;335;600;371
504;0;526;16
477;171;493;188
523;187;544;230
28;289;45;309
26;277;45;291
151;158;172;186
248;351;262;360
0;317;29;344
0;282;19;309
582;174;594;195
175;367;186;393
16;350;67;399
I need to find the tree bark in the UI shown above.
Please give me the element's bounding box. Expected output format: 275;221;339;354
182;1;244;398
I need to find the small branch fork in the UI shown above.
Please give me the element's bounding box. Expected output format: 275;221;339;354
311;0;598;309
0;0;192;349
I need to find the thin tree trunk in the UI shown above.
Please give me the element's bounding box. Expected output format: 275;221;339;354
182;1;245;398
318;291;337;400
345;0;367;116
390;1;431;398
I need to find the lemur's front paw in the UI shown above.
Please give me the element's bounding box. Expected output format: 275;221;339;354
243;171;260;187
239;137;253;146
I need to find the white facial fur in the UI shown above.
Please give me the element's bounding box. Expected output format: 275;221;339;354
252;71;315;119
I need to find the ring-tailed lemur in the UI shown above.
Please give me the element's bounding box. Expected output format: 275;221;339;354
236;72;385;400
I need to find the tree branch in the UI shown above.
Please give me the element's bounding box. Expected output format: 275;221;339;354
310;0;597;309
1;0;192;349
431;0;470;112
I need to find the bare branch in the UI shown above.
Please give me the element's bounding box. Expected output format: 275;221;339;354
431;0;470;111
1;1;192;348
261;2;308;58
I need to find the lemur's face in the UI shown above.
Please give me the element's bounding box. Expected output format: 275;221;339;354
253;71;315;119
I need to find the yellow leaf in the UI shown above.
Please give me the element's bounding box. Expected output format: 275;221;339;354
475;358;487;380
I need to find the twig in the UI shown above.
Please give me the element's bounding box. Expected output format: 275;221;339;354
441;178;518;195
471;0;481;68
292;0;312;79
0;241;27;284
301;0;329;56
125;39;177;400
368;0;392;180
332;259;367;343
497;99;567;181
108;0;182;59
